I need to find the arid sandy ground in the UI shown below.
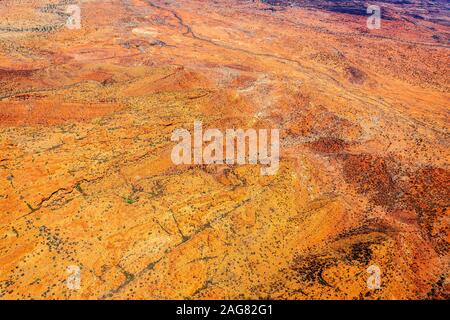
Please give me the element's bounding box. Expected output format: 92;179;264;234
0;0;449;299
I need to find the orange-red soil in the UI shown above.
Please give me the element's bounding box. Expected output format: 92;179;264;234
0;0;448;299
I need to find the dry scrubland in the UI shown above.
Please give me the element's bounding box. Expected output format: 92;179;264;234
0;0;449;299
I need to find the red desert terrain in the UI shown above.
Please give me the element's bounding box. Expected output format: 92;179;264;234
0;0;448;299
